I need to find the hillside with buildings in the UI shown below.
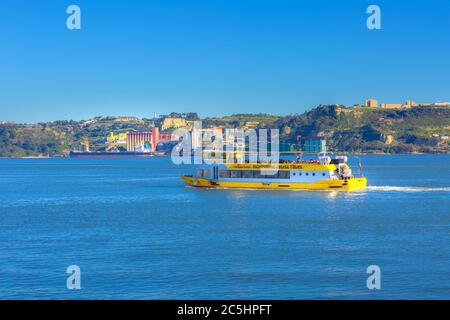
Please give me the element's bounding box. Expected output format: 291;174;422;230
275;104;450;153
0;103;449;157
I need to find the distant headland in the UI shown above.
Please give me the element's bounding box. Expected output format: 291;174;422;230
0;102;449;157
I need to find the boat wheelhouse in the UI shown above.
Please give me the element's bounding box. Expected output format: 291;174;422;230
182;154;367;191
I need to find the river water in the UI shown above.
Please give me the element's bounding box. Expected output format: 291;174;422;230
0;155;448;299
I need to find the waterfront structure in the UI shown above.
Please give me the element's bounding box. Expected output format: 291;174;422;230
126;132;152;152
106;132;128;150
159;133;179;142
151;127;160;151
81;139;90;152
107;132;127;144
105;127;160;152
71;126;163;156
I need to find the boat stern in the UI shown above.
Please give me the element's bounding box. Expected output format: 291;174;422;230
344;177;367;191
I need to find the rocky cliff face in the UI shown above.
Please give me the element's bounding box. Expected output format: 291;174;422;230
161;118;193;131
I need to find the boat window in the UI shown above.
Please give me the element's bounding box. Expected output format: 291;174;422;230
258;172;270;179
264;171;278;179
219;170;231;178
196;169;211;178
306;172;309;176
312;173;316;176
230;170;242;178
277;171;290;179
322;173;326;176
243;170;253;178
254;171;272;179
244;170;291;179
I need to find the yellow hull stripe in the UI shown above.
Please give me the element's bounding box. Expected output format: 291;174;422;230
182;176;367;191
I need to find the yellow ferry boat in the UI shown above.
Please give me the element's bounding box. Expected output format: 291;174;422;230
182;155;367;191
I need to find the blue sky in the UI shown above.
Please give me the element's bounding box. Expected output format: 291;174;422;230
1;0;449;122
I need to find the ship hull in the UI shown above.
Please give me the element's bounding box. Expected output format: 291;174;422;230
182;176;367;191
69;152;154;158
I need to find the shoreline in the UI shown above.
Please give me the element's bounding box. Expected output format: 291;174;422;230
1;152;449;159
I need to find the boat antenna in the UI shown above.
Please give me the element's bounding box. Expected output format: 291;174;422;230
355;156;363;177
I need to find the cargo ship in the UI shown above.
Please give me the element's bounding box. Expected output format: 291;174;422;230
69;151;155;158
182;154;367;191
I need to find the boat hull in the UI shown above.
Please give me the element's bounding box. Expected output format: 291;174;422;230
182;176;367;191
69;151;154;158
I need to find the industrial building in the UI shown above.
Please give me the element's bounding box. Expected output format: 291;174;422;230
125;127;160;152
126;132;152;152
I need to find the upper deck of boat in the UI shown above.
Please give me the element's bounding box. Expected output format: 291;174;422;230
224;162;340;171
